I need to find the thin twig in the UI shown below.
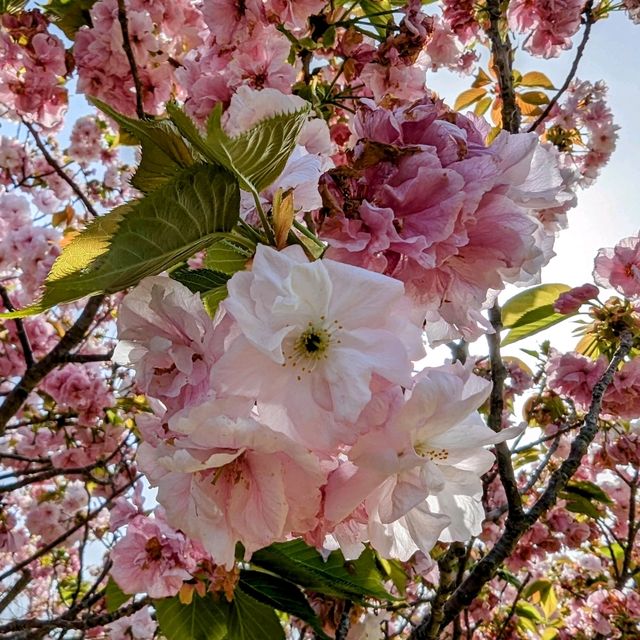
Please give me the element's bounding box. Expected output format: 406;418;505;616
0;570;31;614
436;331;633;628
0;285;34;368
0;295;105;437
335;600;353;640
117;0;145;119
528;1;595;132
22;121;99;218
487;304;524;522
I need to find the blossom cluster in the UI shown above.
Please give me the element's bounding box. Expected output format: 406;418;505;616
115;247;520;574
1;1;639;638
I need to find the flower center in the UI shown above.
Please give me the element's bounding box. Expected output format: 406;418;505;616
145;536;163;562
414;442;449;462
282;317;343;380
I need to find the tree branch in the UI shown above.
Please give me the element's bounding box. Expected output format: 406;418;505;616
335;600;353;640
528;1;595;132
117;0;145;119
0;286;34;368
485;0;520;134
438;331;633;627
22;121;99;218
486;304;524;522
0;296;105;437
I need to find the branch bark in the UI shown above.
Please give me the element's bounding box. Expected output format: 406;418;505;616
117;0;146;119
438;331;633;627
22;121;99;218
0;296;105;437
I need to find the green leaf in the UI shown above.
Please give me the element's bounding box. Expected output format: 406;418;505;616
205;235;256;275
0;0;27;14
474;95;493;117
568;480;614;504
202;286;229;317
501;284;573;346
359;0;393;37
168;101;310;194
239;570;329;640
520;71;555;89
92;99;196;193
1;164;240;318
43;0;97;38
251;540;394;602
515;601;543;623
170;265;230;294
155;593;230;640
228;588;284;640
454;88;487;111
519;90;550;106
376;556;407;596
105;577;130;613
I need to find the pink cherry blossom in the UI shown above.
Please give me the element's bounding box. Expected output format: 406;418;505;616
324;362;521;558
319;97;567;341
508;0;585;58
593;233;640;298
114;276;223;415
138;397;326;567
110;510;198;598
213;244;425;450
553;283;600;314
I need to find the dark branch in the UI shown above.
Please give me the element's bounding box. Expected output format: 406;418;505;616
334;600;353;640
485;0;520;134
22;121;99;218
0;570;31;615
0;295;105;437
0;285;34;368
528;1;595;132
486;304;524;522
117;0;146;119
439;331;633;627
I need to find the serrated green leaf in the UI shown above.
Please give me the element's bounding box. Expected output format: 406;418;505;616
205;235;256;275
228;588;284;640
0;0;27;14
92;99;196;193
170;265;230;294
1;165;240;318
105;577;130;613
202;286;229;317
251;540;393;602
155;593;230;640
239;571;328;639
43;0;97;38
501;284;574;346
167;101;310;194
